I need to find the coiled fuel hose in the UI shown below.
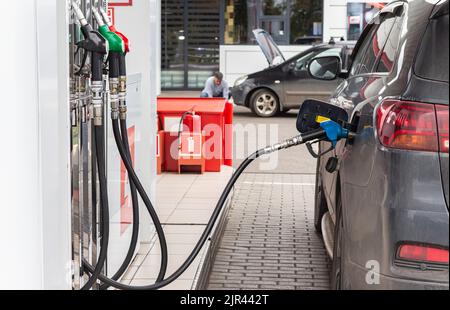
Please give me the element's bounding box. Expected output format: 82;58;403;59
99;53;141;289
79;49;109;291
84;122;326;290
82;53;168;288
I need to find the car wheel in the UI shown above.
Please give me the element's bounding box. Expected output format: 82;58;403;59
331;192;344;290
314;156;328;233
250;89;279;117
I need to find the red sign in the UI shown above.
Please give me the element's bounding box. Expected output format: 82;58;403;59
120;126;135;235
109;0;133;6
107;7;115;26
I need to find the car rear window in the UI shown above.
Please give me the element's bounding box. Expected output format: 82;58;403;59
415;13;449;82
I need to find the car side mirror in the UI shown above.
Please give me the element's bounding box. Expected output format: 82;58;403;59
308;56;341;81
297;99;349;134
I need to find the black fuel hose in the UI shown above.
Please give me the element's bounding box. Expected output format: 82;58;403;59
96;119;141;290
81;126;110;290
83;120;142;289
83;119;169;287
83;52;168;286
79;129;325;290
98;53;140;288
109;52;120;79
112;119;168;282
98;51;144;287
119;54;127;77
91;52;103;82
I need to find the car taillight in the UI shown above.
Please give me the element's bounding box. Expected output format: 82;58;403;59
376;100;448;152
398;244;449;265
436;105;449;153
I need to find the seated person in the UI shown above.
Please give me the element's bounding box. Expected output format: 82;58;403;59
200;72;230;99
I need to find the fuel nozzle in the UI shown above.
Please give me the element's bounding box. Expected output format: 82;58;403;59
71;1;108;127
99;7;130;54
92;8;125;55
295;100;355;158
316;117;350;148
92;7;125;120
72;2;108;79
98;7;130;120
72;2;108;58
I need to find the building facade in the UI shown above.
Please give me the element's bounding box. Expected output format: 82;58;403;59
161;0;386;90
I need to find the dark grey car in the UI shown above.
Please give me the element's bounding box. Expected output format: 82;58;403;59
231;29;354;117
309;0;449;289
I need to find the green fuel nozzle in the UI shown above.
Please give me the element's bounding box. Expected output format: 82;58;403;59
92;8;125;55
91;7;123;119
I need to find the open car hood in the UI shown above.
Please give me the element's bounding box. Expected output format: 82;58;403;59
253;29;285;67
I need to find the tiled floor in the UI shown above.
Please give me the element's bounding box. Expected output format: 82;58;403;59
207;173;331;290
120;166;234;290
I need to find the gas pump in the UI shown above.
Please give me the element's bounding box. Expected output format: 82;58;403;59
69;1;354;291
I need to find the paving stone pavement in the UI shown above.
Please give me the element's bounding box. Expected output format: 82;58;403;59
207;173;331;290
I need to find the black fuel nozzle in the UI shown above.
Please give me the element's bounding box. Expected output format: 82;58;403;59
72;1;108;82
72;1;109;126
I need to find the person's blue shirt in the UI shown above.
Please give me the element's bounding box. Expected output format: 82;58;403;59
201;76;229;99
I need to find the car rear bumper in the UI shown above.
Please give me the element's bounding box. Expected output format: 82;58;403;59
345;261;449;290
341;146;449;289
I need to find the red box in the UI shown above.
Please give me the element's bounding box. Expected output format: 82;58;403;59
157;98;234;173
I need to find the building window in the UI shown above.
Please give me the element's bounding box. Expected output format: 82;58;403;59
223;0;323;45
263;0;288;16
347;2;386;41
290;0;323;44
162;0;220;89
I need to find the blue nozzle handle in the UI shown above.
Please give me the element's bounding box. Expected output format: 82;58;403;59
320;120;349;147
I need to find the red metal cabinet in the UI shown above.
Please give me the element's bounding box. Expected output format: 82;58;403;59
157;98;234;173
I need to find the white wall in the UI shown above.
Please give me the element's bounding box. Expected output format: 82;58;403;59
323;0;349;43
113;0;159;243
220;45;311;86
0;0;71;290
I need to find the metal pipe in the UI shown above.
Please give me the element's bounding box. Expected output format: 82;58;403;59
71;1;88;27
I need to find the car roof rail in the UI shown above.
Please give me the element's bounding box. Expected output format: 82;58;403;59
328;37;345;45
380;1;405;17
431;0;449;19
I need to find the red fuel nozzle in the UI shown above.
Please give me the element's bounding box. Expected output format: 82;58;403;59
100;7;130;53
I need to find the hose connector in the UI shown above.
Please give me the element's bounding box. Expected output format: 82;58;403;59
119;76;127;99
261;135;304;156
118;76;127;120
110;78;120;120
91;81;104;126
